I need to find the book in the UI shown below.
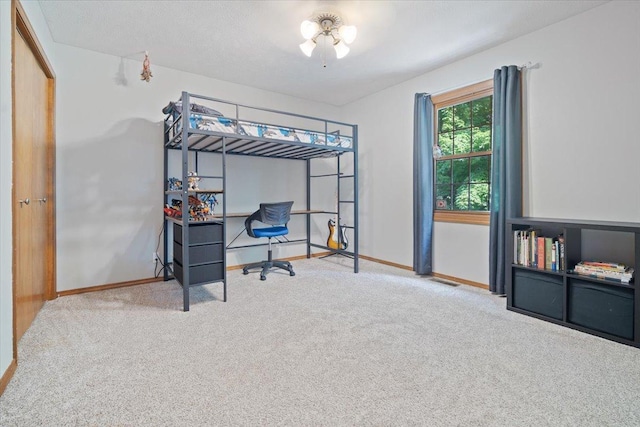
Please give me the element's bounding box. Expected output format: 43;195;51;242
530;229;538;268
514;230;523;265
558;234;565;271
551;240;557;271
573;261;635;283
544;237;553;270
537;236;545;270
571;269;634;284
579;261;628;272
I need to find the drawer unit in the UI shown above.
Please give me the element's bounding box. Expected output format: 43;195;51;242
174;221;223;246
513;270;563;320
174;261;224;286
173;242;223;266
172;221;225;288
569;280;634;340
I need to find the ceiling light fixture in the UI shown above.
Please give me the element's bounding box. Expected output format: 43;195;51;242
299;13;357;60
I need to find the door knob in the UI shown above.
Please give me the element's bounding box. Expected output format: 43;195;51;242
37;197;47;204
19;198;30;206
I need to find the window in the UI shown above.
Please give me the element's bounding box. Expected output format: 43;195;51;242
432;80;493;225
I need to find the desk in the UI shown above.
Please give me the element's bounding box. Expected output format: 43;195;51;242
211;209;328;219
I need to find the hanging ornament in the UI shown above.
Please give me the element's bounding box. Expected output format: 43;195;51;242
140;51;152;82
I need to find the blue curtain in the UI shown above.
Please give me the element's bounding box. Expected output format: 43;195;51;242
413;93;434;275
489;66;522;294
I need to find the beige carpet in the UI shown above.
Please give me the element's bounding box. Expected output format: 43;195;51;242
2;257;640;426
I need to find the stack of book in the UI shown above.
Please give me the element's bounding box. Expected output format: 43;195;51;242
513;229;565;271
572;261;635;284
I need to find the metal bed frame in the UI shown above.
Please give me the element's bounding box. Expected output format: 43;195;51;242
163;91;359;311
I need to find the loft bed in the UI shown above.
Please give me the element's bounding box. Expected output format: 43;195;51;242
164;93;355;160
163;92;359;311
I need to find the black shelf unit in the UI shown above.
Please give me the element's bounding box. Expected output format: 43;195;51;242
506;217;640;347
163;92;359;311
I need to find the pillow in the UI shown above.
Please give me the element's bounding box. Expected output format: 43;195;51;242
162;100;223;117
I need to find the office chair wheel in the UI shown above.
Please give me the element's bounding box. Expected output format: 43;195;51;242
242;268;249;275
289;271;295;276
260;274;266;281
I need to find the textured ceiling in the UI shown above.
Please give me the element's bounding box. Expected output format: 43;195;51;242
37;0;608;106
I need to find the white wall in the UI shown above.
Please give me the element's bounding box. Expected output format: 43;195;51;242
54;44;341;292
342;0;640;284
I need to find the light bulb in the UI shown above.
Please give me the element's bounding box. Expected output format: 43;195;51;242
299;39;316;57
300;20;319;40
338;25;357;44
334;40;350;59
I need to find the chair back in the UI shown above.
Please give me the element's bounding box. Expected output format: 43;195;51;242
259;201;293;226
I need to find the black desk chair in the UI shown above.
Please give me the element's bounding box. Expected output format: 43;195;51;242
242;201;296;281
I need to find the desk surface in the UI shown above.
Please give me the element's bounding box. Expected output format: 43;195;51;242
212;209;327;219
166;210;331;225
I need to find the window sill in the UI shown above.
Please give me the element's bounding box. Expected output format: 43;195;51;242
434;211;490;226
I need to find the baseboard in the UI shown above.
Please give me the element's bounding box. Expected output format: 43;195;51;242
59;254;334;294
358;254;489;290
58;252;330;297
358;254;413;271
57;277;162;297
57;252;487;296
0;359;17;396
227;252;332;271
431;272;489;290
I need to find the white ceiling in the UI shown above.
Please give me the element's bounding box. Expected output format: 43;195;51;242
37;0;608;106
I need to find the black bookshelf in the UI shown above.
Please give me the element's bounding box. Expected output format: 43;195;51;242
506;217;640;348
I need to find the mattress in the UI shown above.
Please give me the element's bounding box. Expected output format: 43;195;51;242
179;113;353;149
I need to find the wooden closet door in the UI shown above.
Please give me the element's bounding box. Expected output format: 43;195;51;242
13;28;52;342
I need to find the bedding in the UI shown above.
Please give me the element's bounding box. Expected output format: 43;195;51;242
163;101;223;117
171;111;353;148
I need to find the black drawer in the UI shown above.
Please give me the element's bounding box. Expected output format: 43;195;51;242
173;261;224;286
569;279;634;340
174;222;223;245
513;270;563;320
174;241;223;266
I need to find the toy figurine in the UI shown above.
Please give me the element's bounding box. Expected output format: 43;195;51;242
187;171;200;190
168;177;182;191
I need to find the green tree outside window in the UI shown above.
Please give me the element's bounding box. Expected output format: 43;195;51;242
435;95;492;211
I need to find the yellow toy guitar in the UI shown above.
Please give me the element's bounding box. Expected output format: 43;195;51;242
327;218;348;250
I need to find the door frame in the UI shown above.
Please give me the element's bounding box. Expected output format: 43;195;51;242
11;0;56;359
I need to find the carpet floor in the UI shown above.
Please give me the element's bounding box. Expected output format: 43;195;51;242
1;257;640;426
